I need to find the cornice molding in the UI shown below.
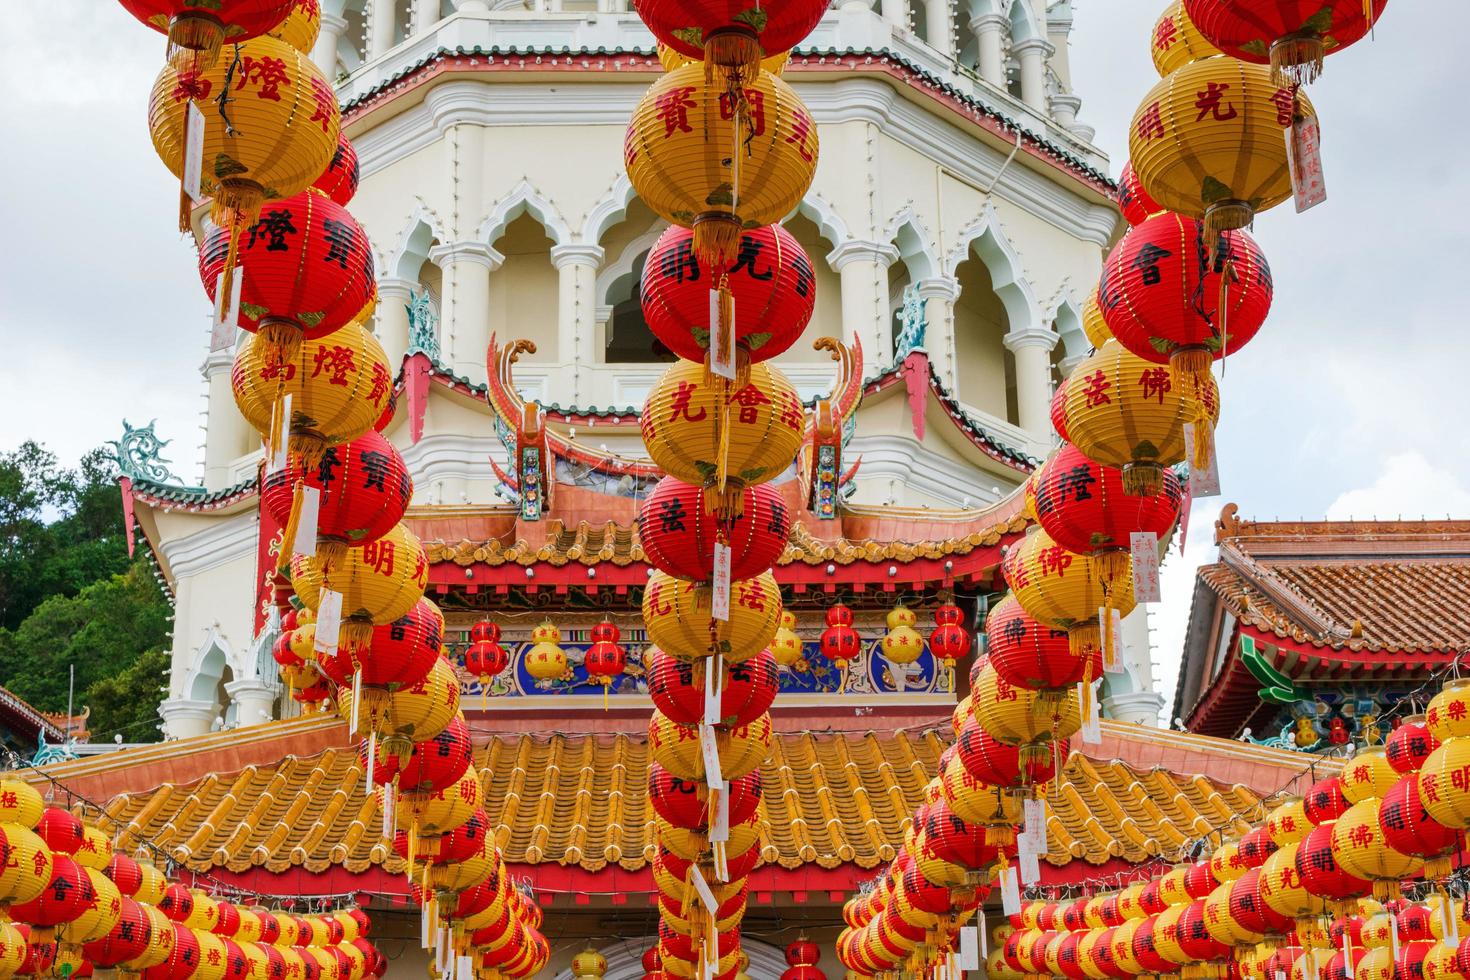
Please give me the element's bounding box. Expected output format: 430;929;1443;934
156;511;259;580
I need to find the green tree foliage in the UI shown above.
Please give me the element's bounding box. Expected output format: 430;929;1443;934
0;442;170;744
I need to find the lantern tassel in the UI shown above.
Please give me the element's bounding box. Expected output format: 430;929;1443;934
715;376;732;497
342;618;374;653
703;28;761;93
1203;201;1253;261
1121;462;1165;497
603;682;609;712
278;480;306;575
1270;34;1325;87
259;317;306;372
693;214;742;269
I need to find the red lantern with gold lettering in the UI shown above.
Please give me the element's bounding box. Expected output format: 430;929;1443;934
820;605;862;684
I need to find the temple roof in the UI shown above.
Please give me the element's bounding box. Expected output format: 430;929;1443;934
0;686;68;747
53;718;1320;889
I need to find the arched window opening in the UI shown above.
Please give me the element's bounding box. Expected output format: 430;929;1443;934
953;250;1018;425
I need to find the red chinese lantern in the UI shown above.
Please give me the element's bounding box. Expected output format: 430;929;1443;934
929;602;971;682
212;903;240;938
1116;161;1162;226
316;596;442;691
1099;212;1272;384
1379;773;1459;878
648;765;761;830
363;717;473;793
11;855;93;935
1387;719;1440;774
200;192;376;362
1236;826;1278;869
117;0;294;68
103;855;143;899
633;0;828;85
465;622;509;689
12;923;56;977
584;621;627;706
1226;869;1292;936
646;648;778;728
1304;777;1351;825
921;799;999;872
956;715;1061;788
640;224;816;369
312;133;360;207
1295;822;1369;901
787;937;821;969
638;477;792;582
36;809;84;855
1182;0;1389;85
261;430;412;567
1031;443;1183;557
820;605;862;688
157;885;195;924
1051;378;1071;440
984;594;1098;693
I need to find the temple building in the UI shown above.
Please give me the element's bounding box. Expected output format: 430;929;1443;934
1174;504;1470;751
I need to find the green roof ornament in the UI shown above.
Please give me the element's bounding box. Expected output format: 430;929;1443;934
894;283;928;361
406;287;442;363
107;419;181;485
1240;633;1305;705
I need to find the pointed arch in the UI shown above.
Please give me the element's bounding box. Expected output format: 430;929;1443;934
882;205;939;281
385;200;447;279
596;225;665;305
581;173;638;246
183;629;234;704
477;179;573;248
789;194;851;250
944;203;1042;334
1008;0;1042;40
1047;288;1089;360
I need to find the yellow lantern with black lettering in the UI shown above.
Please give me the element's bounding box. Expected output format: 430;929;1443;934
289;523;428;650
644;571;781;665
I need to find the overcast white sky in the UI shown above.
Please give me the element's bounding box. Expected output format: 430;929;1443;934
0;2;1464;710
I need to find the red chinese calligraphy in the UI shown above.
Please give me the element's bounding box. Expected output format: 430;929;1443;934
1136;101;1165;140
656;86;697;137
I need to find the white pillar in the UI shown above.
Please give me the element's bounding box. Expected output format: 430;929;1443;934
827;240;899;369
880;0;906;28
411;0;438;34
551;244;604;404
915;277;961;389
312;12;346;75
971;13;1007;87
1013;38;1054;111
923;0;953;59
1046;0;1074;92
225;679;278;729
840;0;870;12
202;345;255;490
375;276;416;367
159;699;219;740
429;242;503;382
1049;93;1081;129
1002;327;1058;441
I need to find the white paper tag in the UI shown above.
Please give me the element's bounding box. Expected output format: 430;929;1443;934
269;393;293;474
293;485;322;557
1304;952;1319;980
314;588;343;655
1019;848;1041;885
711;543;731;622
1275;971;1287;980
349;667;362;735
699;723;726;791
184;101;205;204
1343;929;1354;979
1446;896;1460;948
710;290;736;381
1287;114;1327;213
1183;424;1221;498
1100;607;1123;675
977;907;988;958
710;787;730;843
1079;681;1101;743
703;656;723;728
1022;799;1047;851
998;864;1021;916
211;268;243;352
1390;914;1400;962
1129;531;1161;603
960;933;981;975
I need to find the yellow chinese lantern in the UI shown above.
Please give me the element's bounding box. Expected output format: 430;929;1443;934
643;571;781;664
1417;736;1470;828
74;826;113;871
649;710;772;781
1129;59;1315;239
1340;748;1397;803
0;781;42;828
1358;947;1394;980
193;930;228;980
186;890;220;932
770;610;804;669
1426;681;1470;742
656;811;761;863
971;663;1081;762
397;768;482;837
1266;797;1309;846
1209;839;1246;883
430;836;494;893
267;0;321;53
232;322;393;466
641;360;804;507
337;657;460;760
571;948;607;980
0;824;51;905
134;861;167;907
1003;527;1137;657
1260;843;1325;923
1204;881;1260;947
1423;942;1463;980
1158;864;1193;906
1330;799;1423;901
626;63;818;266
0;921;24;980
1081;289;1112;349
938;754;1023;838
1064;340;1221;492
149;34;337;278
59;868;122;944
879;606;924;666
289;522;428;649
1150;1;1222;75
1117;883;1148;921
525;621;569;686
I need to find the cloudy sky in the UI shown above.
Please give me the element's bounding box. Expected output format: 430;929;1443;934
0;2;1463;710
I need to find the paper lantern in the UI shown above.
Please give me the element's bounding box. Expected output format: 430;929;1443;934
1267;798;1310;846
1341;749;1398;804
149;35;337;232
523;621;569;685
1259;843;1325;921
640;360;804;504
635;0;827;82
395;768;482;837
972;663;1081;758
769;611;804;669
12;924;57;978
1305;776;1350;825
310;132;360;207
649;710;772;781
626;64;818;266
232;322;393;465
648;766;761;830
1063;341;1220;493
264;0;320;52
637;477;791;582
0;921;27;980
10;855;92;932
1031;442;1183;557
880;606;925;666
464;627;507;692
640;224;815;365
1330;799;1422;900
36;809;83;855
118;0;294;68
1129;59;1314;237
646;648;778;727
644;571;781;664
0;782;43;829
1427;682;1470;742
289;523;428;649
985;593;1097;693
362;717;472;793
584;621;627;694
336;657;459;759
937;754;1022;839
1099;212;1272;380
1295;822;1369;901
261;430;412;567
1081;289;1112;350
74;827;112;872
921;798;1001;872
1419;736;1470;829
61;868;123;944
929;602;971;678
1051;378;1072;441
1226;868;1293;937
1379;773;1458;877
1150;1;1222;75
200;192;375;357
1001;528;1137;656
318;596;442;691
1387;719;1440;774
1183;0;1388;85
819;604;861;679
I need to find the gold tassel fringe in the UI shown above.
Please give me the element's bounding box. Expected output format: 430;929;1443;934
1169;348;1215;390
1270;34;1325;87
168;13;226;71
317;538;349;571
1121;462;1164;497
693;213;742;269
342;618;375;652
259;318;306;371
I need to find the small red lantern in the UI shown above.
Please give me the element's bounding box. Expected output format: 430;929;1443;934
929;602;971;680
213;902;240;937
1304;777;1351;825
317;596;442;690
638;477;791;583
956;715;1062;788
261;430;413;567
1099;212;1272;383
647;648;778;728
83;897;152;966
921;799;999;871
1116;160;1162;226
786;938;821;969
648;765;761;830
465;622;509;689
820;605;861;686
584;621;627;707
1050;378;1071;440
1227;868;1292;935
1236;826;1278;869
640;224;815;367
36;809;84;855
1379;773;1459;878
200;191;376;358
312;133;360;207
984;594;1099;693
1386;719;1440;774
103;855;142;898
1182;0;1388;85
11;855;92;932
1295;822;1369;901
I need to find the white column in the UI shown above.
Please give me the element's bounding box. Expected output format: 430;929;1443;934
429;242;503;382
880;0;906;29
1013;38;1054;111
368;0;397;58
1003;327;1059;441
971;13;1007;87
312;12;346;75
1046;0;1074;92
411;0;438;34
915;277;961;389
159;699;219;740
839;0;871;12
923;0;953;59
202;346;255;490
827;240;899;369
375;276;416;367
225;679;278;729
551;244;605;404
1049;93;1081;129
